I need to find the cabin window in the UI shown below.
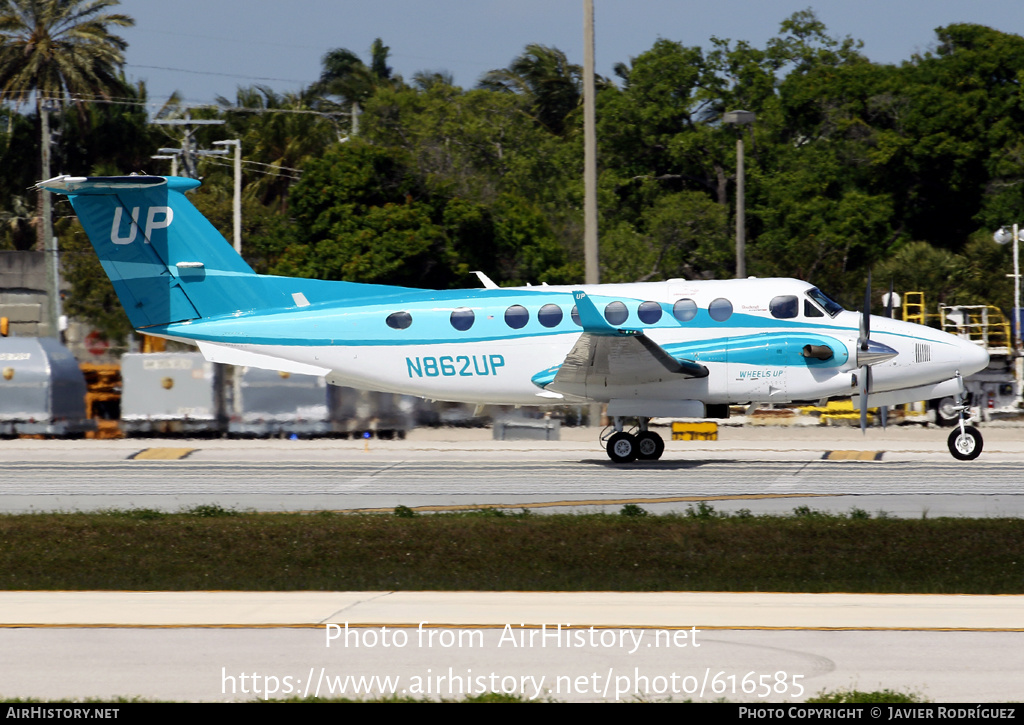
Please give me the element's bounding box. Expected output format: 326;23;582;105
504;304;529;329
570;305;582;326
450;308;475;331
604;301;629;325
672;298;697;322
386;311;413;330
637;301;662;324
804;299;824;318
708;298;733;322
769;295;799;319
538;303;563;328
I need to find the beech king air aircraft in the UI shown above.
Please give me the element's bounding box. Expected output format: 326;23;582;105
40;174;991;462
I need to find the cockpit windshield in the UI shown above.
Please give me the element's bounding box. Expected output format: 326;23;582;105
806;288;844;318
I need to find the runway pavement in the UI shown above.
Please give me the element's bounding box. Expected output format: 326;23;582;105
1;423;1023;515
2;426;1023;702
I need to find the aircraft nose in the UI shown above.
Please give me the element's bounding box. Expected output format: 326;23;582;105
958;340;989;376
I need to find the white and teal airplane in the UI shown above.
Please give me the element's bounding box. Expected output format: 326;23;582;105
40;174;991;462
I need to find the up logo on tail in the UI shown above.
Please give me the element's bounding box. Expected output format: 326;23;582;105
110;206;173;245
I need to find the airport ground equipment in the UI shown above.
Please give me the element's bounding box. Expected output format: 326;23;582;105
120;352;225;435
229;367;332;437
0;336;94;436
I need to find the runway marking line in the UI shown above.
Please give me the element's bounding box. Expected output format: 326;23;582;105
6;623;1024;632
823;450;884;461
305;493;830;515
129;448;196;460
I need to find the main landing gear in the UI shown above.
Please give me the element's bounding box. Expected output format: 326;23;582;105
603;417;665;463
946;374;983;461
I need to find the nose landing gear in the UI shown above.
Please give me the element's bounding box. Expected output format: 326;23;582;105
603;417;665;463
946;372;983;461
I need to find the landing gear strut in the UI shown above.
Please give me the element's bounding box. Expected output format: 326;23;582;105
603;417;664;463
946;372;983;461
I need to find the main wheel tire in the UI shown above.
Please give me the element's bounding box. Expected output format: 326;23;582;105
635;431;665;460
606;432;638;463
948;425;983;461
933;397;959;427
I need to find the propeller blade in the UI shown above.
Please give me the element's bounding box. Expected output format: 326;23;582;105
881;404;889;429
859;366;871;433
860;270;872;350
886;278;894;318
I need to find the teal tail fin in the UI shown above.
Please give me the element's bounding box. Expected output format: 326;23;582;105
40;175;271;329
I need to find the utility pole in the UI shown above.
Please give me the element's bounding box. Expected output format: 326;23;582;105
583;0;602;428
40;98;61;339
583;0;598;287
153;111;225;179
213;139;242;253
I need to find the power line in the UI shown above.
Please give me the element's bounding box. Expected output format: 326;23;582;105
199;157;302;182
128;64;308;86
2;93;348;121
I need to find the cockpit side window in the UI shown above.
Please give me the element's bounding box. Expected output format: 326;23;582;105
806;288;843;318
804;299;824;318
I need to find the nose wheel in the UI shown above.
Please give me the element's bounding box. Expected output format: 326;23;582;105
603;417;665;463
948;425;983;460
946;373;983;460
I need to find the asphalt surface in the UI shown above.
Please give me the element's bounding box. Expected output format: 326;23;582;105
1;423;1022;702
1;423;1023;515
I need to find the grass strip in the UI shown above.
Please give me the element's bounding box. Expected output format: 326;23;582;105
0;505;1021;592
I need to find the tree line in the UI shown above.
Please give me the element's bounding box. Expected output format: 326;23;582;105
1;3;1022;341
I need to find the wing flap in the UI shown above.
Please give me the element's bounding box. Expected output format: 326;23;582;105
534;331;708;397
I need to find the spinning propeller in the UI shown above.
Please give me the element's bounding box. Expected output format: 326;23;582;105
857;272;899;432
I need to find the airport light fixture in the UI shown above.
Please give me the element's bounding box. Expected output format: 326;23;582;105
993;224;1023;345
993;224;1023;397
723;110;756;278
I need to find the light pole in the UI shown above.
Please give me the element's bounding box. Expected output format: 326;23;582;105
723;110;755;279
993;224;1023;395
213;139;242;254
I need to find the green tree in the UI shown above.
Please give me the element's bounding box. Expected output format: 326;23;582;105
216;85;338;209
0;0;133;248
479;44;583;136
272;142;457;287
312;38;399;133
0;0;132;106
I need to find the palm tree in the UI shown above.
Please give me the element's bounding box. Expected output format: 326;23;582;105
479;44;583;136
311;38;397;136
0;0;133;249
0;0;132;336
0;0;133;105
217;85;337;209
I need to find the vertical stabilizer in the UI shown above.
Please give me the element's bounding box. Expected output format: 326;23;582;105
39;175;273;329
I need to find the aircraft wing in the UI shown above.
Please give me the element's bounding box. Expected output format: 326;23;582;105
531;290;708;394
